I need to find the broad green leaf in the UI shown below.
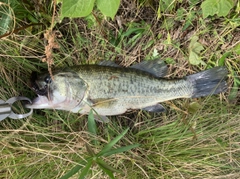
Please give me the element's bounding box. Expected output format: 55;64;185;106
61;0;95;18
189;51;202;65
189;36;204;54
96;0;120;19
188;36;206;65
102;144;140;157
217;0;233;17
97;128;129;157
201;0;234;18
201;0;217;18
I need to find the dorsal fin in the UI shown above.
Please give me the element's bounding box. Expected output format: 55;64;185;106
130;59;168;77
98;60;120;67
98;59;168;77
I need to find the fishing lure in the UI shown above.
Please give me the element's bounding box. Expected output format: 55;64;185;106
0;97;32;121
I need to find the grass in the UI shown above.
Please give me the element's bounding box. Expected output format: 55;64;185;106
0;0;240;178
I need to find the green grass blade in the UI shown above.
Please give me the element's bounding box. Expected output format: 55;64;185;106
85;143;96;157
228;71;240;102
59;160;86;179
88;110;98;145
102;144;140;157
97;128;129;157
88;110;97;136
96;158;123;178
0;3;13;35
78;159;93;179
97;158;121;173
98;165;115;179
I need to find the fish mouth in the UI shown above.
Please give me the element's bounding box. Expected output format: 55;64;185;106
26;71;52;109
25;95;51;109
31;71;48;96
25;93;79;110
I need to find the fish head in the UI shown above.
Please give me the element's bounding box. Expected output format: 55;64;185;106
27;70;88;111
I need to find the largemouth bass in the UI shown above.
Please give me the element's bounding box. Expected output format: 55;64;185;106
26;60;228;118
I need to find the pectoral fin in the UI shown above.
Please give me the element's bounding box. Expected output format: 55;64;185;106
90;98;123;116
142;104;165;113
94;115;110;123
91;98;117;108
131;59;168;77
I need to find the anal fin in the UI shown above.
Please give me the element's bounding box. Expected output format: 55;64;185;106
94;115;110;123
142;104;165;113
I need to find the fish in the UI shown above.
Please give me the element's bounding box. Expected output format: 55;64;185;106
26;59;228;120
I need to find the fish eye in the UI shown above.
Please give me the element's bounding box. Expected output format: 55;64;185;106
44;75;51;84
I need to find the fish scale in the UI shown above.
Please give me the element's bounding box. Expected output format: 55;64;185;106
75;65;191;99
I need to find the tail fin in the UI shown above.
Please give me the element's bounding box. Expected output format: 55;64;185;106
187;67;228;98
